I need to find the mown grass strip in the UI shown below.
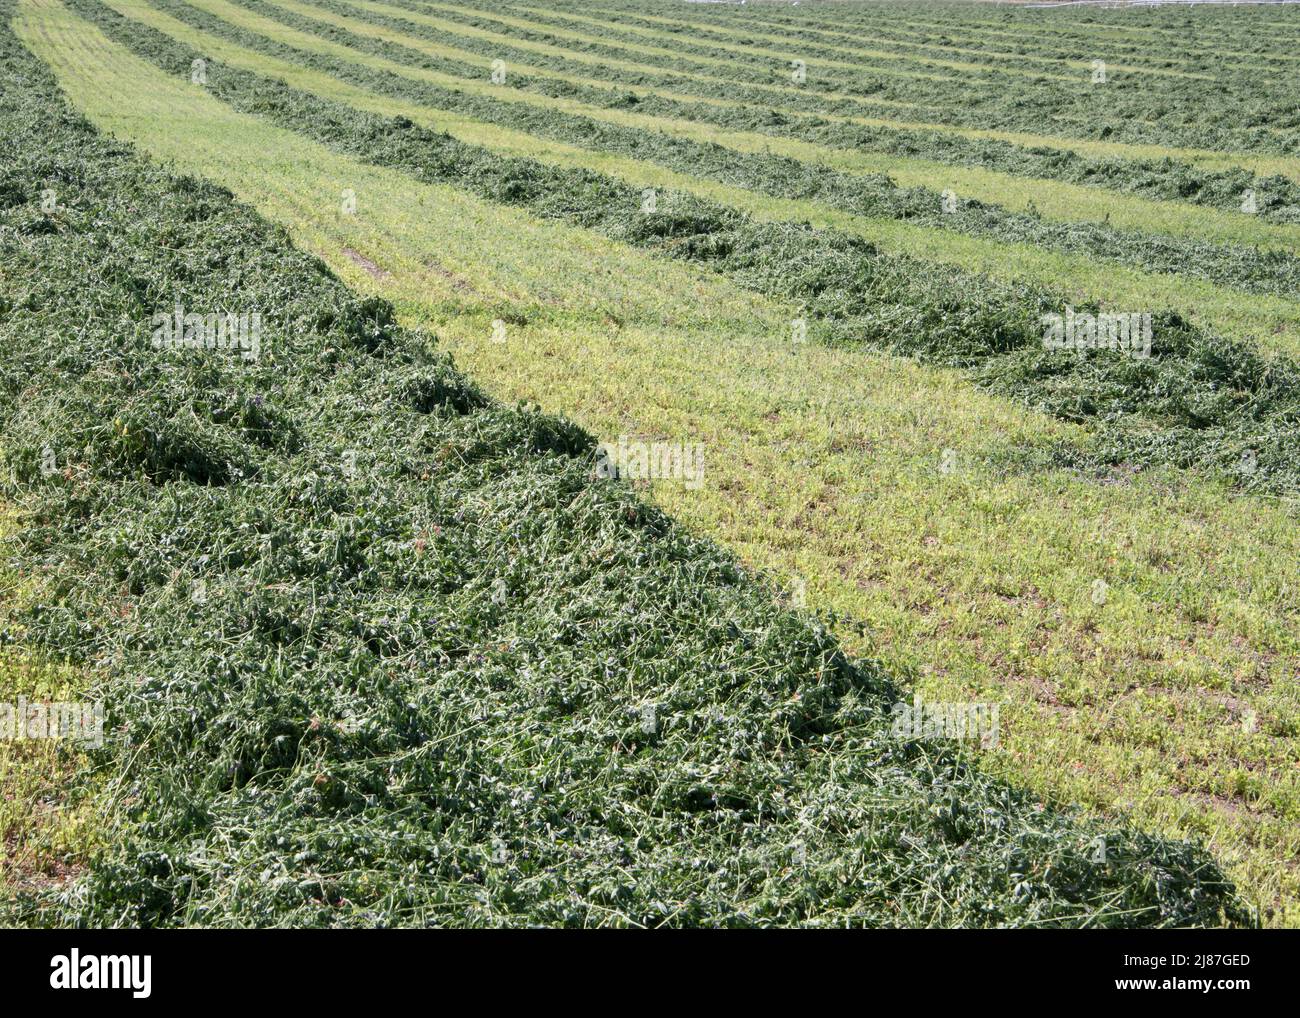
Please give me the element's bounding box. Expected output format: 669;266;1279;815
107;0;1300;362
391;0;972;88
564;0;1300;147
398;0;984;87
599;0;1231;75
142;0;1300;314
1021;9;1300;50
513;0;1213;81
79;0;1299;361
321;0;1300;232
747;0;1300;60
452;0;1103;83
214;0;933;115
324;0;1300;183
690;0;1300;70
501;0;1300;155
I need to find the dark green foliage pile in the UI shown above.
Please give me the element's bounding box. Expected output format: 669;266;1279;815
0;4;1252;927
67;0;1300;500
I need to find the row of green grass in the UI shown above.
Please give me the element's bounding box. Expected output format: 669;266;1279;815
504;0;1217;80
555;1;1255;74
133;0;1300;304
320;0;1300;184
607;0;1300;69
306;0;1300;228
321;0;1300;203
714;0;1300;63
